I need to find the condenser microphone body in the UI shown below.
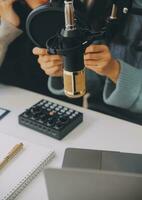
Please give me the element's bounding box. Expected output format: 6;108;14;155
62;0;86;98
63;40;86;98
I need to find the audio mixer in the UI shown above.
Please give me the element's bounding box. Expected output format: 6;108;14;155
19;99;83;140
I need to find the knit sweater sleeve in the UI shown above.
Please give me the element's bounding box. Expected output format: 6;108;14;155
103;60;142;113
0;19;23;66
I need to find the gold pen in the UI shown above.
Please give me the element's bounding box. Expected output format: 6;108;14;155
0;143;24;170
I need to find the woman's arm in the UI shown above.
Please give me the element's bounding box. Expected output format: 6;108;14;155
103;60;142;113
0;19;22;66
0;0;23;66
84;44;142;113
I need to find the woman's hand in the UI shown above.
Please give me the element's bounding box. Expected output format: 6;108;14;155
84;44;120;83
0;0;20;27
33;47;63;77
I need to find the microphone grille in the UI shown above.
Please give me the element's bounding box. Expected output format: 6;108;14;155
64;69;86;98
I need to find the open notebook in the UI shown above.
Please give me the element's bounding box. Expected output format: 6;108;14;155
0;133;55;200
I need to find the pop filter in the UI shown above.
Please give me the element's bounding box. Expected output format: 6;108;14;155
26;4;64;48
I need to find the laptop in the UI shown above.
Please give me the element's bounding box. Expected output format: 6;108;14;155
44;148;142;200
62;148;142;173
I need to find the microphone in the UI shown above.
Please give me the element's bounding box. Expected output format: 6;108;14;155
62;0;86;98
26;0;132;98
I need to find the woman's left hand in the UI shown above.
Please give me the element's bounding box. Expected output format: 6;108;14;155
84;44;120;83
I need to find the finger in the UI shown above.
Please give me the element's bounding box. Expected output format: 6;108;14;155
53;71;63;77
84;58;107;66
86;65;101;73
88;65;107;75
42;66;63;76
85;45;108;54
49;68;63;77
84;60;106;68
39;54;63;62
84;53;108;60
38;59;63;69
85;64;105;75
33;47;48;56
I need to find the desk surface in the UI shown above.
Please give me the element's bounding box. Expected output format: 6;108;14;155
0;84;142;200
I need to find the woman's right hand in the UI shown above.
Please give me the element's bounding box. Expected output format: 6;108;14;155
33;47;64;77
0;0;20;27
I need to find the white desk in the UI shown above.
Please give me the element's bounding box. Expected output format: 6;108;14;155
0;84;142;200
